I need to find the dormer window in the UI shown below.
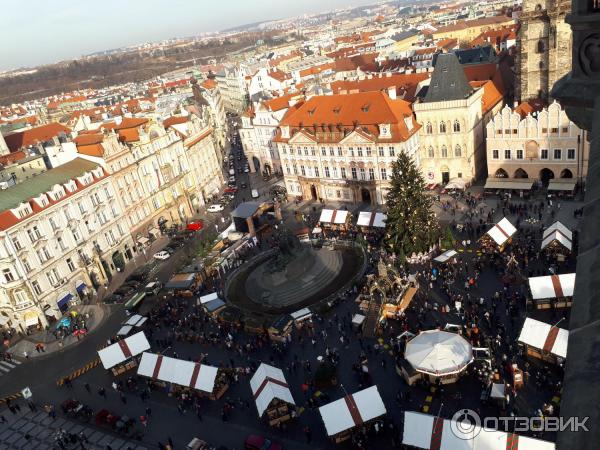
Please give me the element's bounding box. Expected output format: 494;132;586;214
281;126;290;139
379;124;391;138
361;104;370;113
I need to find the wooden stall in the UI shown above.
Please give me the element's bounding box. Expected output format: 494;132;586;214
480;217;517;253
98;331;150;376
165;273;202;297
528;273;575;309
518;317;568;364
250;363;296;427
318;209;351;231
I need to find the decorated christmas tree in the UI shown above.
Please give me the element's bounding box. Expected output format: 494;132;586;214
385;151;439;261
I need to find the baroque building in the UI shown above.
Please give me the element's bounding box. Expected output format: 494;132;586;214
516;0;572;101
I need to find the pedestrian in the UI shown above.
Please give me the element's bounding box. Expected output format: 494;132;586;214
140;415;147;427
145;406;152;417
303;426;312;443
119;392;127;404
98;387;106;398
84;383;91;393
167;437;174;447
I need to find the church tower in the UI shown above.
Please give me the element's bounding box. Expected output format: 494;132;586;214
516;0;572;102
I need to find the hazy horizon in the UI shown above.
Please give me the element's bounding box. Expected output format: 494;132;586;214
0;0;381;71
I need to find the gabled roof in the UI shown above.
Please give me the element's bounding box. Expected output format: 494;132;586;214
423;53;473;103
4;123;72;152
515;99;546;118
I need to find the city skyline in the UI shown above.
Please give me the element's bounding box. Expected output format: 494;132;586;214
0;0;379;71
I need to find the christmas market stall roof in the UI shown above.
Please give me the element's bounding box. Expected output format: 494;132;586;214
485;217;517;246
319;209;349;224
518;317;569;359
165;273;196;290
483;178;534;190
402;411;556;450
318;385;386;436
199;292;219;304
434;250;458;263
541;221;573;251
137;352;218;393
250;363;295;418
543;221;572;241
356;211;387;228
231;202;263;219
125;314;147;327
528;273;576;299
405;330;473;376
98;331;150;369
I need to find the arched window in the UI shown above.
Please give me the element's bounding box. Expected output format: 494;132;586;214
427;146;435;158
539;61;544;69
441;146;448;158
439;122;446;133
426;122;433;134
454;145;462;157
537;40;545;54
453;120;461;132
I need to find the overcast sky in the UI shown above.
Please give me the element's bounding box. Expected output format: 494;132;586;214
0;0;380;71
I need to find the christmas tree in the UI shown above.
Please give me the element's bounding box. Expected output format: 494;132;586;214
385;151;439;261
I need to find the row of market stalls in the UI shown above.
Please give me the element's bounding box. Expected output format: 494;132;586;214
483;177;577;197
315;209;387;231
403;411;555;449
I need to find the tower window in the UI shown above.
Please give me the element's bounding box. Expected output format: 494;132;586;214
537;40;545;54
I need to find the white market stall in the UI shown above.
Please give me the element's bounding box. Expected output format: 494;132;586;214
528;273;576;309
541;221;573;253
405;330;473;384
518;317;569;363
483;217;517;248
290;308;313;327
98;331;150;375
125;314;148;327
434;250;458;263
199;292;219;304
402;411;555;450
318;209;350;228
250;363;296;426
356;211;387;228
137;352;228;399
318;385;387;444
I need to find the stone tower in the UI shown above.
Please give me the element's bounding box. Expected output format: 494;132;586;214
516;0;572;102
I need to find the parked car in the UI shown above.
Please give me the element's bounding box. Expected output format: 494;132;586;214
224;187;238;193
114;285;136;297
207;204;225;213
251;189;259;199
153;250;171;260
103;294;124;304
241;182;247;189
244;435;282;450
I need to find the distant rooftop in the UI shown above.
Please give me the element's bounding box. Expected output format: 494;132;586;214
423;53;473;103
231;202;263;219
0;158;99;212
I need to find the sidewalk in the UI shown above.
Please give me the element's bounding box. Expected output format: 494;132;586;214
7;304;108;359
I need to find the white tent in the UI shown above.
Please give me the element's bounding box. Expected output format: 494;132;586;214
518;318;569;359
403;411;555;450
445;178;467;190
319;209;348;224
405;330;473;376
137;352;218;393
249;363;295;418
485;217;517;246
356;211;387;228
543;221;572;241
116;325;133;336
125;314;147;327
98;331;150;370
541;231;572;251
199;292;219;304
434;250;458;263
318;385;386;436
290;308;312;322
528;273;576;299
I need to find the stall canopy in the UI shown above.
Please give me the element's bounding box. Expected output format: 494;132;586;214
318;385;386;437
137;352;218;393
484;178;534;190
165;273;196;290
203;298;226;313
445;178;467;190
98;331;150;370
518;318;569;359
541;221;573;251
125;314;147;327
548;179;576;191
318;209;349;224
356;211;387;228
528;273;576;299
117;325;133;336
23;312;39;327
486;217;517;246
199;292;219;304
434;250;457;263
405;330;473;376
290;308;312;322
250;363;295;418
402;411;555;450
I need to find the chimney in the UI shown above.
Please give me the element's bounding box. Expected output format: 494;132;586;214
387;87;397;100
513;101;519;109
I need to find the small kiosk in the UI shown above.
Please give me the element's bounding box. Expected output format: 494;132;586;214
518;317;568;364
404;330;473;384
318;209;350;230
480;217;517;252
356;211;387;229
117;314;148;337
137;352;228;400
268;315;293;342
402;411;556;450
433;249;458;263
541;221;573;259
198;292;226;316
528;273;576;309
318;385;387;444
165;273;202;297
98;331;150;376
250;363;296;427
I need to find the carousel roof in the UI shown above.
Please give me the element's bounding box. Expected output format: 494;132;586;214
405;330;473;376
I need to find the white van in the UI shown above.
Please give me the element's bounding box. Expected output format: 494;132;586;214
251;189;259;199
144;281;162;296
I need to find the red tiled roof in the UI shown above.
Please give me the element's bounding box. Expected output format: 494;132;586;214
200;79;217;90
0;151;26;166
330;72;430;103
4;123;72;152
515;99;546;118
163;116;189;128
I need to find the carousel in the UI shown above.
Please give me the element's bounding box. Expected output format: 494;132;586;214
404;330;473;384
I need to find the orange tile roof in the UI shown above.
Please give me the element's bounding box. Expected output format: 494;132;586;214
0;150;26;166
163;116;189;128
4;123;71;152
268;69;290;82
73;134;104;146
514;99;546;118
471;26;518;48
299;62;335;77
330;72;430;103
200;79;217;90
470;79;504;114
262;93;302;112
333;53;379;72
275;91;419;144
76;143;105;157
